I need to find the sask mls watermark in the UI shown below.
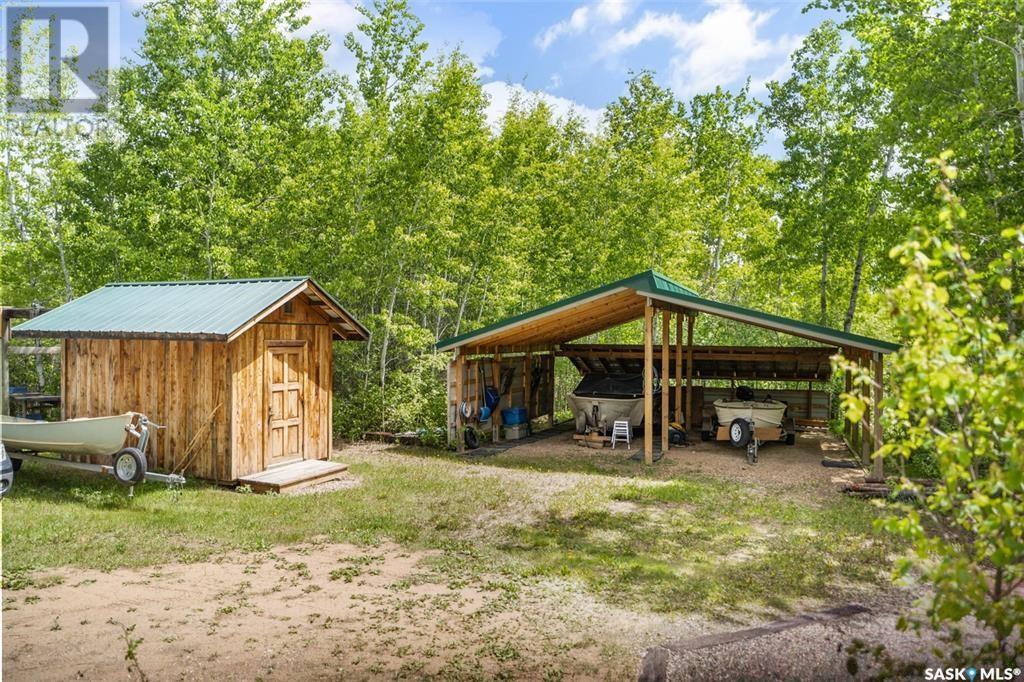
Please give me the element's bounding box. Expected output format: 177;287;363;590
4;2;119;114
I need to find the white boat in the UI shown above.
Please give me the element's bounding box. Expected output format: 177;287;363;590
568;394;647;429
0;413;133;456
713;398;786;429
568;372;656;430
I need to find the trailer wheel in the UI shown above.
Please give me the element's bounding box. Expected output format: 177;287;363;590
728;419;752;448
112;448;147;485
785;432;796;446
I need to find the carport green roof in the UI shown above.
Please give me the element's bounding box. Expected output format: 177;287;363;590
436;270;898;354
13;276;368;341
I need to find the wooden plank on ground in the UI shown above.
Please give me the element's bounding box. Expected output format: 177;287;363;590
637;604;870;682
238;459;348;494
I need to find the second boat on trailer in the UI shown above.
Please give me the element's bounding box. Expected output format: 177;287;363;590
703;389;796;463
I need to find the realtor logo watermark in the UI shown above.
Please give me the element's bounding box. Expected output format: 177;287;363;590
925;667;1022;681
4;2;118;114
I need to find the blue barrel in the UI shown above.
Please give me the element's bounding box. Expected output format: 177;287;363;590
502;407;528;425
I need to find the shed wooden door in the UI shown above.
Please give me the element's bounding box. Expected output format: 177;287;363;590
265;344;305;467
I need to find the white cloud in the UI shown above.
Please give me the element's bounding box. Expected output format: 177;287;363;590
422;6;502;76
594;0;631;23
298;3;501;82
604;0;800;96
300;1;361;38
482;81;604;133
296;1;361;74
535;0;633;51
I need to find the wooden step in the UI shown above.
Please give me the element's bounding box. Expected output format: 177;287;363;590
238;459;348;494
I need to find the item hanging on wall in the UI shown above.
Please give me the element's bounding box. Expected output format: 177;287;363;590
499;367;516;396
484;386;501;412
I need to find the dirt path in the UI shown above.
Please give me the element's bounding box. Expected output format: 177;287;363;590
3;541;653;681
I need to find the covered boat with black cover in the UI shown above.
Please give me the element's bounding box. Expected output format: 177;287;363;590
568;372;659;432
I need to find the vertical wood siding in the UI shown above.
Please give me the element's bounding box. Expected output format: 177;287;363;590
62;338;232;481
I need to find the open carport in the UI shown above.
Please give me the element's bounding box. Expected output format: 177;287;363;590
436;270;898;479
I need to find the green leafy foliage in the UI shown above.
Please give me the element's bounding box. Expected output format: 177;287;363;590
840;159;1024;665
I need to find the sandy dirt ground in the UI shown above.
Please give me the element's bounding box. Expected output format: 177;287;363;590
2;541;659;681
659;600;997;682
1;543;976;682
1;433;974;681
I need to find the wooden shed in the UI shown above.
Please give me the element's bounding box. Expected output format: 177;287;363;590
12;277;367;487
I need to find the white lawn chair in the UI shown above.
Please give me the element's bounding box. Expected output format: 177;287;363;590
611;420;631;449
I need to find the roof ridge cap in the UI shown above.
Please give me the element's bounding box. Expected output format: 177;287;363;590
105;276;310;287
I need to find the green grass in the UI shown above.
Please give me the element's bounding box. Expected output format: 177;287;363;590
388;442;659;479
498;477;896;613
1;458;508;576
1;449;901;615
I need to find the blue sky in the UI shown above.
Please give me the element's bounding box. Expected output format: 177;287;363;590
114;0;832;139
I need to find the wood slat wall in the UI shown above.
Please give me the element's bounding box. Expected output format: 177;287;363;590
62;337;231;480
559;344;835;382
695;386;830;422
447;355;554;444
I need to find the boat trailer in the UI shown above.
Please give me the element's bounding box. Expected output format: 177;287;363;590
4;413;186;495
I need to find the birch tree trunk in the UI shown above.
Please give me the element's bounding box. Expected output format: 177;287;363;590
819;238;829;325
52;207;74;302
844;147;894;332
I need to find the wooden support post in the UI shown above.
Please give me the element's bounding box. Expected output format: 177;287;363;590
805;381;813;421
547;355;555;427
661;309;670;452
674;314;683;423
454;354;464;453
870;352;885;482
643;300;654;465
60;339;67;420
491;355;502;443
844;359;853;444
524;352;532;420
0;312;10;416
685;314;694;430
860;351;872;466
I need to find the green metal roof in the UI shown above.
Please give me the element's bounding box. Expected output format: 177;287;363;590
12;276;368;341
436;270;899;354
